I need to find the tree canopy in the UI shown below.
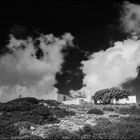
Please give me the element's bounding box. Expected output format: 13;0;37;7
92;88;132;104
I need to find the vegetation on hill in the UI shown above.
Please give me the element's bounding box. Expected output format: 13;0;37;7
0;97;75;138
102;106;116;112
0;120;19;138
44;105;140;139
39;99;61;106
0;96;140;139
87;108;104;115
44;115;140;139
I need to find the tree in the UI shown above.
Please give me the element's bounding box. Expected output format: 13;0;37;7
92;88;131;105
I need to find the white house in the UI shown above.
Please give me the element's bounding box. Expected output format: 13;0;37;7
62;95;137;105
62;97;84;105
44;92;137;105
113;95;137;104
45;92;72;102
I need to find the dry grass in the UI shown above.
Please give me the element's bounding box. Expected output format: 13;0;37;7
2;98;140;139
45;115;140;139
44;103;140;139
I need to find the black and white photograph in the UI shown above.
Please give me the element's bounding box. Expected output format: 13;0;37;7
0;0;140;139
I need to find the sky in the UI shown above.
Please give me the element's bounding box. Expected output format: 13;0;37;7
0;0;140;103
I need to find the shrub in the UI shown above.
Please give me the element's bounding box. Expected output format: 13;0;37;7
0;98;39;112
45;115;140;139
122;115;140;123
129;105;140;114
0;102;60;125
0;120;19;138
20;106;59;124
14;121;36;131
109;114;119;118
118;107;130;115
26;135;44;139
7;97;39;104
102;106;115;112
77;124;93;136
76;122;112;139
12;135;44;139
22;135;44;139
87;108;104;115
118;105;140;115
29;106;50;116
46;128;80;139
76;116;140;139
50;106;76;118
81;134;92;139
95;118;112;127
47;128;70;139
41;100;61;106
110;119;140;139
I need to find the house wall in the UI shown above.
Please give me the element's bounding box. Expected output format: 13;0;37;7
62;98;81;105
57;94;72;102
44;92;72;102
113;95;137;104
44;93;137;104
45;92;58;100
62;95;137;105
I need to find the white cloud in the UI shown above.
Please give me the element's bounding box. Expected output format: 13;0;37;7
79;39;140;99
120;1;140;36
69;1;140;101
0;33;74;102
69;89;86;98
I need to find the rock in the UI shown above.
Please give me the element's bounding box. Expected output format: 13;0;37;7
39;102;49;107
30;126;36;130
20;128;32;136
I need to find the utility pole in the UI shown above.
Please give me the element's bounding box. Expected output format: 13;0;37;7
16;85;24;99
19;94;22;99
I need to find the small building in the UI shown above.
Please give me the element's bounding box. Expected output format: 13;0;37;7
45;93;137;105
113;95;137;104
62;93;92;105
45;92;72;102
57;93;72;102
62;97;83;105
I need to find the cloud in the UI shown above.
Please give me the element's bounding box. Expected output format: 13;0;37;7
72;1;140;100
74;72;81;76
79;39;140;99
69;89;86;98
0;33;74;102
120;1;140;36
10;25;27;39
66;70;72;74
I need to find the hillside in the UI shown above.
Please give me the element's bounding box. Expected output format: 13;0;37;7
0;97;75;139
0;97;140;139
